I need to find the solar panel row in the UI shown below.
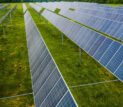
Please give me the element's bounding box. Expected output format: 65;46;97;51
59;10;123;41
35;2;123;24
75;5;123;15
36;2;98;12
70;2;123;15
33;2;123;41
23;5;78;107
41;10;123;82
74;8;123;23
36;2;107;14
30;3;42;13
36;2;123;15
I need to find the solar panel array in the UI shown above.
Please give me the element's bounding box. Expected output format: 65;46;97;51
59;9;123;41
34;2;123;41
35;2;123;23
36;2;123;14
35;2;123;22
41;10;123;82
36;2;98;11
75;5;123;15
23;4;78;107
74;8;123;23
30;3;42;13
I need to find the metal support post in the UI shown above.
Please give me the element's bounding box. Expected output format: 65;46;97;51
61;33;64;45
79;48;83;65
2;24;5;36
9;13;12;24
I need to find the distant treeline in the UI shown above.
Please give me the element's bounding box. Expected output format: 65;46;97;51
0;0;123;3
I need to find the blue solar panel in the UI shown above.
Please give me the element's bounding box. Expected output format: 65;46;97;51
30;44;46;62
94;38;112;60
84;32;99;51
120;35;123;40
87;17;97;26
24;6;78;107
99;41;121;66
109;23;122;36
88;35;105;56
115;62;123;81
56;92;77;107
32;47;47;74
33;60;56;94
83;32;95;49
64;22;74;36
33;54;52;84
115;25;123;39
69;24;82;39
80;30;93;49
100;20;112;32
105;22;118;34
59;10;123;41
75;8;123;23
75;28;88;46
40;78;68;107
35;68;61;106
97;19;105;30
106;46;123;73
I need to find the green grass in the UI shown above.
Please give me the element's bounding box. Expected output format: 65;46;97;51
28;4;123;107
0;3;34;107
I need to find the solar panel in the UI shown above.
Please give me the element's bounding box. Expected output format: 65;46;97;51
35;2;123;41
35;2;123;15
75;4;123;15
23;4;78;107
59;10;123;41
93;38;113;60
115;62;123;80
84;32;99;51
75;8;123;22
30;3;42;13
36;2;73;11
106;45;123;73
41;10;123;82
56;92;77;107
88;35;106;56
99;41;121;66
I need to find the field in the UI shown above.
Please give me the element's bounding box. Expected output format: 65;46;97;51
0;3;123;107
